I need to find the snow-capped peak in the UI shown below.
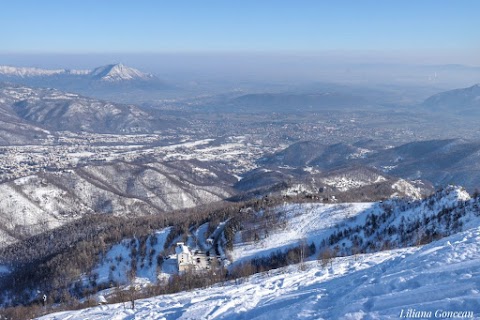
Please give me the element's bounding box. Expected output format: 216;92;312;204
89;63;153;82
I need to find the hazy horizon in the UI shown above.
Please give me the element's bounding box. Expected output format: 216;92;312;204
1;1;479;63
1;52;478;90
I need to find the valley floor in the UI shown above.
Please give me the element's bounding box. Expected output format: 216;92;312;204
39;225;480;320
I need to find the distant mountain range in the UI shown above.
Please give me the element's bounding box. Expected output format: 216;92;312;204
0;63;167;102
261;138;480;191
0;65;90;77
229;82;480;114
0;63;154;82
423;83;480;114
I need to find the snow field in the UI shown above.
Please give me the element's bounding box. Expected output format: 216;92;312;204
39;226;480;319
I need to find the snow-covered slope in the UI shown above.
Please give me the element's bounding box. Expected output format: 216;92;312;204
0;161;234;246
231;202;375;263
38;225;480;319
230;186;473;265
92;228;172;285
234;165;432;202
3;185;478;317
264;138;480;192
0;85;51;144
4;85;156;133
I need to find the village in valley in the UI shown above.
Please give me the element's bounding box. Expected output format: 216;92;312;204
0;131;274;183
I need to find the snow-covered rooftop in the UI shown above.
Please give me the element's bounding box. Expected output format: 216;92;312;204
175;242;191;255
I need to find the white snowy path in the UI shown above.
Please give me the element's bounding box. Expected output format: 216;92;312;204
39;226;480;319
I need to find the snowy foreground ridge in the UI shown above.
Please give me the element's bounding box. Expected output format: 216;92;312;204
39;226;480;320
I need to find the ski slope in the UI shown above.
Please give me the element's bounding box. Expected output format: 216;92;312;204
231;202;377;263
232;186;474;265
38;225;480;319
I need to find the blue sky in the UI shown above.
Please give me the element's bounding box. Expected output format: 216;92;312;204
0;1;479;64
